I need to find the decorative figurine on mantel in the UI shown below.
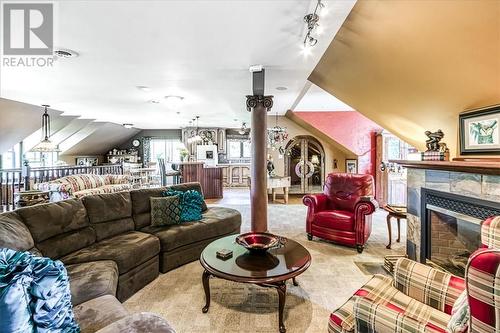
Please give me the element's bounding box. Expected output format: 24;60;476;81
422;129;450;161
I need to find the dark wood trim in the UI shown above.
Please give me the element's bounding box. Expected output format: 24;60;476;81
390;160;500;175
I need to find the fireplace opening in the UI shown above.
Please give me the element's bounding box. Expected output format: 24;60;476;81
428;208;481;276
421;188;500;277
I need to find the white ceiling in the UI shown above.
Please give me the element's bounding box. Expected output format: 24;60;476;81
0;0;356;129
293;83;354;111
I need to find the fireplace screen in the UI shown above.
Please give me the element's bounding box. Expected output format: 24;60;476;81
429;208;481;277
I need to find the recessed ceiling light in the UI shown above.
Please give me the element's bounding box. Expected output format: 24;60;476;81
137;86;152;92
54;49;78;58
149;99;160;104
276;86;288;91
122;123;134;129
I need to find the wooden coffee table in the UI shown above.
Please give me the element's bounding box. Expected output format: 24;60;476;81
200;235;311;333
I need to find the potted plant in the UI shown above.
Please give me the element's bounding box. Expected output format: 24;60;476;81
179;148;189;162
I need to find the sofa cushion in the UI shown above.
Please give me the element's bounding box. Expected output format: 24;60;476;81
66;260;119;306
130;187;168;229
151;196;182;226
17;199;96;258
17;199;89;242
95;312;176;333
83;192;134;241
61;231;160;274
0;212;34;251
314;210;354;232
73;295;128;333
141;207;241;252
73;184;131;199
64;174;107;192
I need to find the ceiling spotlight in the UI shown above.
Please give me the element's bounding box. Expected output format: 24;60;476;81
276;86;288;91
122;123;134;129
137;86;152;92
149;99;160;104
54;49;79;58
164;95;184;109
307;36;318;46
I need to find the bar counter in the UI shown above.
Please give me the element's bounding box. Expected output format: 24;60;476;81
172;162;223;199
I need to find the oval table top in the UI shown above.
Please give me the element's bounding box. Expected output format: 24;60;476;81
200;235;311;284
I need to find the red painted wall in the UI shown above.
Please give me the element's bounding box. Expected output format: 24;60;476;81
294;111;382;175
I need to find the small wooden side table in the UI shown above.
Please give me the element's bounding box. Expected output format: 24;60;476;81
382;205;407;249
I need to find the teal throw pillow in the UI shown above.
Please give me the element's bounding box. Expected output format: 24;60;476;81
150;196;181;226
163;189;204;222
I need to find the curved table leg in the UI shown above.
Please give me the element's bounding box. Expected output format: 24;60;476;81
277;282;287;333
292;277;298;286
386;214;392;249
396;218;401;243
202;270;211;313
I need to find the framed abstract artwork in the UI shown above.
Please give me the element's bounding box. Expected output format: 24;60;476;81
459;105;500;155
345;159;358;174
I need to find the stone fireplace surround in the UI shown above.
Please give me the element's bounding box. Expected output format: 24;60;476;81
402;163;500;265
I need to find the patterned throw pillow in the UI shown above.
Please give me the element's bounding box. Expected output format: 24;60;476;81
150;196;181;226
447;290;469;333
163;189;204;222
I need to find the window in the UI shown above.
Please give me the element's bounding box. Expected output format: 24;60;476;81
1;143;20;169
24;151;59;168
228;139;251;159
150;139;184;162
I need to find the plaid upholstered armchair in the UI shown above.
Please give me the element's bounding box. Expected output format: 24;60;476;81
329;216;500;333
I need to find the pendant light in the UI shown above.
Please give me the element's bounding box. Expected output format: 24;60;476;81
31;105;61;152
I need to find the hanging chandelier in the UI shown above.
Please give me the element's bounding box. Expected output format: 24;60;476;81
267;112;288;150
31;105;61;152
187;116;202;144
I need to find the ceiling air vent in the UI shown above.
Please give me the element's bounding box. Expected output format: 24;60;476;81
54;49;79;58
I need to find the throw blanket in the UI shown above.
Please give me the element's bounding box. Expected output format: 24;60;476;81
0;248;80;333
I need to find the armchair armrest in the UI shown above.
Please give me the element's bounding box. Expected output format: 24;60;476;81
394;258;465;314
303;194;328;233
353;296;448;332
466;248;500;331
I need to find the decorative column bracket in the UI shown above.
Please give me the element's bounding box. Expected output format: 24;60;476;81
246;95;274;112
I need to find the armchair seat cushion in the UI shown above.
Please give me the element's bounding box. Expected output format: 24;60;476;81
314;210;354;231
328;274;451;333
60;231;160;274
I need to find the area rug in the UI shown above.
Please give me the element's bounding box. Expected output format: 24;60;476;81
124;203;405;333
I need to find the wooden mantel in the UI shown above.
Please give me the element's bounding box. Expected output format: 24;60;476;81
390;160;500;175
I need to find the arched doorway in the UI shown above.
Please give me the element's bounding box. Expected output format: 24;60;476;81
285;135;325;194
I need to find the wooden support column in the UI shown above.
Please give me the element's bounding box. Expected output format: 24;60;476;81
246;94;273;232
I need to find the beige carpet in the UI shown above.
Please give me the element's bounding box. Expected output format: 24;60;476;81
124;201;406;333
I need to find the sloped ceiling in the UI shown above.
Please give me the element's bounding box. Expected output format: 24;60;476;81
0;98;63;154
309;0;500;156
61;123;139;156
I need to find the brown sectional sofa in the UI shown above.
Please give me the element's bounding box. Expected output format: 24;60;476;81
0;182;241;333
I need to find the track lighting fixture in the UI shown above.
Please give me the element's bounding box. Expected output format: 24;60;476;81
303;0;325;48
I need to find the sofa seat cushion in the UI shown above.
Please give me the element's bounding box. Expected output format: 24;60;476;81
141;206;241;252
328;274;451;333
73;295;128;333
314;210;354;232
74;184;131;198
61;231;160;274
95;312;176;333
66;260;119;306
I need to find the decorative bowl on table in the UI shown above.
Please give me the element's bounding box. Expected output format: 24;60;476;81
235;232;282;253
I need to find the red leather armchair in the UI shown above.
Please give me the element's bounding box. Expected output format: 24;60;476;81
303;173;378;253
